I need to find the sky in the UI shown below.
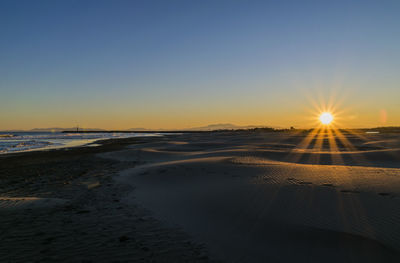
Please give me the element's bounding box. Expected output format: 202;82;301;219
1;0;399;130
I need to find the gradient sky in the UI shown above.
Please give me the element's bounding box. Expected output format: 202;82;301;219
1;0;399;130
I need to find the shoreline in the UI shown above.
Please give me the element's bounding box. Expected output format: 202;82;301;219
0;132;165;155
0;134;215;262
0;136;149;157
1;131;400;262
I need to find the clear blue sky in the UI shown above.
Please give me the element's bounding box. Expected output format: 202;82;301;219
1;0;399;129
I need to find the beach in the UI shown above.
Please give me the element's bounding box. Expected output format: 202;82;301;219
1;131;400;262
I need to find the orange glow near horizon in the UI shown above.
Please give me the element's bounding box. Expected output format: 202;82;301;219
280;93;376;166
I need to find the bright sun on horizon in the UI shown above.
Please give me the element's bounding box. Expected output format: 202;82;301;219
319;112;334;125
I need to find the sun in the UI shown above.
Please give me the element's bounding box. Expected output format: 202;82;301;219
319;112;334;125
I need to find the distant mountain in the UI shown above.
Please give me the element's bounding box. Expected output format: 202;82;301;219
2;124;275;133
4;125;399;133
1;127;107;132
28;128;71;132
0;129;25;132
127;128;153;131
125;124;272;131
186;123;269;131
64;128;107;132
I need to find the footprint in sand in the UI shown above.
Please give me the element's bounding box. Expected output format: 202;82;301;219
341;189;360;194
321;183;336;187
298;181;313;185
119;235;129;242
76;210;90;214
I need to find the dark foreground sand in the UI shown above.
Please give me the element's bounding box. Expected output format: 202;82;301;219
0;138;213;263
1;131;400;262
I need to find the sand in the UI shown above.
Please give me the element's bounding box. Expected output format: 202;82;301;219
1;131;400;262
0;137;214;262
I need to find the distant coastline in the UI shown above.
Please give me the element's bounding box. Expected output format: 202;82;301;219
0;131;161;154
2;125;400;134
62;126;400;134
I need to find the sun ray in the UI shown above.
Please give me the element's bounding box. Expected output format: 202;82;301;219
327;127;344;165
308;126;326;164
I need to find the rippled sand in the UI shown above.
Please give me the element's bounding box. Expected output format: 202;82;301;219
111;131;400;262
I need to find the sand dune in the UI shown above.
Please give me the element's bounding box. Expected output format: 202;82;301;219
113;132;400;262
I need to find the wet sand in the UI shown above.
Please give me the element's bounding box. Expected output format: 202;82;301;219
1;131;400;262
0;137;214;262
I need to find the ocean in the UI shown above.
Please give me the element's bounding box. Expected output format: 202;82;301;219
0;132;160;154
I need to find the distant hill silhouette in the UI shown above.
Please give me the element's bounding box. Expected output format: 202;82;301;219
127;128;152;131
0;127;106;132
186;123;271;131
2;125;400;133
126;124;272;131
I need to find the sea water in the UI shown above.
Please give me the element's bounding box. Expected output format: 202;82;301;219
0;132;160;154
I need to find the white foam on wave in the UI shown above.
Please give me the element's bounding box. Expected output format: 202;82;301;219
0;132;161;154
